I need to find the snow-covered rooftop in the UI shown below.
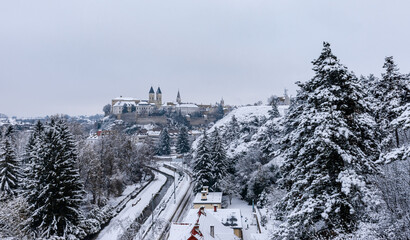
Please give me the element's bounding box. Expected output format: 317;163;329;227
193;192;222;204
113;96;138;101
113;101;137;107
169;208;239;240
176;103;199;108
185;208;243;229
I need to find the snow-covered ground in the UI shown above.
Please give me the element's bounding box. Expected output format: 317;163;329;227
96;172;167;240
137;164;193;240
229;197;268;240
108;183;144;207
192;105;288;159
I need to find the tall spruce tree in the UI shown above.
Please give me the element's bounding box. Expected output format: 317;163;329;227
192;131;213;193
375;56;409;150
209;128;228;192
157;128;171;155
27;119;85;238
176;126;190;154
274;42;379;239
259;120;281;164
0;126;20;198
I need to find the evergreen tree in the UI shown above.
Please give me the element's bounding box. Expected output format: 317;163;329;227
359;74;378;110
156;128;171;155
268;97;280;119
274;42;379;239
223;115;240;143
102;104;111;116
24;121;44;210
192;131;213;193
0;126;20;199
209;128;228;192
176;126;190;154
122;104;128;114
375;56;409;149
259;120;281;163
215;104;225;120
27;119;85;238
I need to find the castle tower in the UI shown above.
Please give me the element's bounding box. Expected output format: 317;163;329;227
149;86;155;104
284;89;290;105
176;90;181;104
220;97;224;107
156;87;162;106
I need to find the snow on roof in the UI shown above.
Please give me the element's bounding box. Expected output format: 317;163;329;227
113;97;138;101
168;224;193;240
250;233;269;240
113;101;137;107
169;209;239;240
209;209;243;229
176;103;199;108
184;209;242;229
147;130;161;136
193;192;222;204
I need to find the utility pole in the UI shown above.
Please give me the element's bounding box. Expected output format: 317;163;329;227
151;193;154;223
174;170;176;204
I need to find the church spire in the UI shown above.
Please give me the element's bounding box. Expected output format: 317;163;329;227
149;86;155;103
176;90;182;104
156;87;162;105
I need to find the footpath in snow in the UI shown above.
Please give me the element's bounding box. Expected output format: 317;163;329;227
96;172;167;240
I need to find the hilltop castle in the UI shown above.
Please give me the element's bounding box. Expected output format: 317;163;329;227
111;86;205;116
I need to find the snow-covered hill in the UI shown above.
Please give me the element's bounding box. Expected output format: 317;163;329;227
193;105;288;160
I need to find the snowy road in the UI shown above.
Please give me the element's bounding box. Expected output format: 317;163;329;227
95;172;167;240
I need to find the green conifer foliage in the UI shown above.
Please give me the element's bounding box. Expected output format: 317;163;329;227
274;42;379;239
27;119;85;238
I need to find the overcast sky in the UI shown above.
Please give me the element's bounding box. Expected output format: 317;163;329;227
1;0;409;117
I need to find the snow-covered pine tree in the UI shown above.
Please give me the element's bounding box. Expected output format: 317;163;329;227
259;119;282;163
274;42;380;239
192;131;213;193
24;121;44;231
209;128;228;192
176;126;190;154
375;56;409;150
0;126;20;199
122;104;128;114
156;127;171;155
359;74;378;109
27;119;85;238
268;97;280;119
223;115;240;143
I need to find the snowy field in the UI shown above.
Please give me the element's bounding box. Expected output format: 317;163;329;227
96;172;167;240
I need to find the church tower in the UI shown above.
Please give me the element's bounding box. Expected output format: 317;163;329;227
149;86;155;104
156;87;162;106
284;89;290;105
176;90;182;104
